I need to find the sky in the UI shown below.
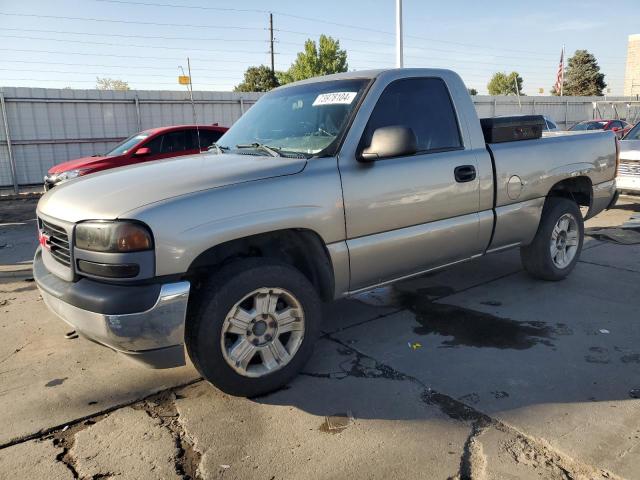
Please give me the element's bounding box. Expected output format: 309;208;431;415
0;0;637;95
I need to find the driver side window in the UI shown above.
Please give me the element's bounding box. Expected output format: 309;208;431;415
362;77;462;155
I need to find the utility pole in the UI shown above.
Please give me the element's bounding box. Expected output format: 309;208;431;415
186;57;197;126
269;13;275;73
396;0;403;68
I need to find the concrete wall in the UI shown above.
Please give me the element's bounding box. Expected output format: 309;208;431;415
624;33;640;96
0;87;638;188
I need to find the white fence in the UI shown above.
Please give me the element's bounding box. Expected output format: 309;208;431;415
472;95;640;130
0;87;261;189
1;87;639;190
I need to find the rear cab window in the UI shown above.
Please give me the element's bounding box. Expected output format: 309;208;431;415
361;77;462;155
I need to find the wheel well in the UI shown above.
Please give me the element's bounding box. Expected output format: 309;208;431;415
186;229;335;301
547;177;592;210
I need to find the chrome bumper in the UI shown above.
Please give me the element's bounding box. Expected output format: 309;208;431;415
616;175;640;193
35;250;190;368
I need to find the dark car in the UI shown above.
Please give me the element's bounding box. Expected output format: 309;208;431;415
569;119;632;139
44;124;228;189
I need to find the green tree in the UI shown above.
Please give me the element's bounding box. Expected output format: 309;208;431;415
96;77;130;91
279;35;348;84
234;65;280;92
554;50;606;96
467;88;478;96
487;72;524;96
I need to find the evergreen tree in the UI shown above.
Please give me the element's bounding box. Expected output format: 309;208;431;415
556;50;606;96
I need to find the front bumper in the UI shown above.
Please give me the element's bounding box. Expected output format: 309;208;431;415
33;248;190;368
616;175;640;194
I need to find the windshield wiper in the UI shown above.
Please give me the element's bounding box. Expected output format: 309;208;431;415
235;143;282;157
207;143;229;154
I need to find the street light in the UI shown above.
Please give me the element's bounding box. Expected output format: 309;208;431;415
396;0;403;68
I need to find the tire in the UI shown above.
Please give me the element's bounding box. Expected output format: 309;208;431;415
520;197;584;281
185;258;322;397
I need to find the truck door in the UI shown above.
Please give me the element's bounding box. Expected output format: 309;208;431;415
338;76;486;291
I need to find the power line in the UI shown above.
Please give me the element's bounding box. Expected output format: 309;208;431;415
90;0;628;60
1;27;277;44
0;12;266;31
0;59;243;73
2;31;625;70
0;68;241;81
0;28;625;69
4;28;622;66
0;48;271;64
0;34;274;56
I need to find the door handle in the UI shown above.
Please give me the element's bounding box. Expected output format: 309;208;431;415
454;165;476;183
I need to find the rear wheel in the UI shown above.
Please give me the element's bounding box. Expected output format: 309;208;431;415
185;258;322;397
520;197;584;281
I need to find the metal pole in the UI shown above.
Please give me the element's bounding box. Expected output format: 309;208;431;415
395;0;403;68
186;57;200;150
560;45;564;97
0;91;18;194
269;13;275;73
186;58;197;125
134;94;142;132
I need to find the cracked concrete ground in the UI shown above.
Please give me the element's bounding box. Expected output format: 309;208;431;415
1;197;639;479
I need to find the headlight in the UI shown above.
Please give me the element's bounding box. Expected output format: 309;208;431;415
75;221;153;253
48;169;89;185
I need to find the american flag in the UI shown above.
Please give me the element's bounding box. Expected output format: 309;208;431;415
555;47;565;96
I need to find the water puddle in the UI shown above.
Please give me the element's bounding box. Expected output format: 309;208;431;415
361;287;569;350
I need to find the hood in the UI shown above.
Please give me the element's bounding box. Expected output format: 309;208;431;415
38;152;307;222
48;155;114;174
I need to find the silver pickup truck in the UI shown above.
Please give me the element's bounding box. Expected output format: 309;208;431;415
34;69;619;396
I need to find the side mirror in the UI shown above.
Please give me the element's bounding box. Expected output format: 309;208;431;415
134;147;151;156
359;126;417;162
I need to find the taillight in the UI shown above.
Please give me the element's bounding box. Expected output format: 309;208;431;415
615;137;620;176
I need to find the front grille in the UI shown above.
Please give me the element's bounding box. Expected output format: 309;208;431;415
619;160;640;178
40;218;71;267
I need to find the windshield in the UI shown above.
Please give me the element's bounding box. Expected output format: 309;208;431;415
623;123;640;140
570;121;606;131
106;133;150;156
217;79;370;156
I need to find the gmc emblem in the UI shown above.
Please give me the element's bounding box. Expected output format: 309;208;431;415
39;231;51;250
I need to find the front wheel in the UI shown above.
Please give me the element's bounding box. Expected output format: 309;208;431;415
185;258;322;397
520;197;584;281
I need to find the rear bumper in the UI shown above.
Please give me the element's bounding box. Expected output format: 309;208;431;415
34;248;189;368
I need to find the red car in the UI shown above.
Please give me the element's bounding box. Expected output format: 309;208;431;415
568;119;632;139
44;124;228;189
